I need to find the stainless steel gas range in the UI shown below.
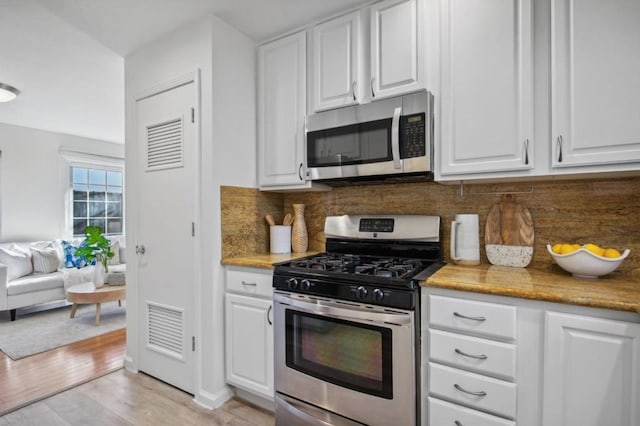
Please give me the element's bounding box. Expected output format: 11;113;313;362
273;215;443;426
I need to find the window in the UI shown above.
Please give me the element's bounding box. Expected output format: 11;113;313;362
71;167;123;236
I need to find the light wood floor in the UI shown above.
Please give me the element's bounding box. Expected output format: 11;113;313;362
0;364;275;425
0;328;126;415
0;325;275;425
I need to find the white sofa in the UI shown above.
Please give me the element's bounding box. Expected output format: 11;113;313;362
0;238;126;321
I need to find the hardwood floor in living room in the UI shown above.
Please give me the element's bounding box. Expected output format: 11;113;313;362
0;328;274;425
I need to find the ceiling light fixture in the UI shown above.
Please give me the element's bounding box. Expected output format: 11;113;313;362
0;83;20;102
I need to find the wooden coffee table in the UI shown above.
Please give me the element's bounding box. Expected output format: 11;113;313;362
66;282;126;325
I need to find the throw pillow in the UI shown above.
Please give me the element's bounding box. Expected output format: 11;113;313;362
108;241;120;265
0;245;33;280
30;246;60;273
61;240;89;269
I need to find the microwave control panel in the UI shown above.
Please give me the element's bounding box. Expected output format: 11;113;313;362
400;113;426;158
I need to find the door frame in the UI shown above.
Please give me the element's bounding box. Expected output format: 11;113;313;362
125;70;202;395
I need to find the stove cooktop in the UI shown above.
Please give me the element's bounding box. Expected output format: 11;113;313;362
288;253;428;279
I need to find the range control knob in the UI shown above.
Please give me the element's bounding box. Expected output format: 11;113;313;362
287;278;299;290
301;279;311;291
355;286;368;299
373;288;385;302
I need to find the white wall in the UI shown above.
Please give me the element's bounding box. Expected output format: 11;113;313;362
0;123;124;242
0;0;124;144
124;13;257;409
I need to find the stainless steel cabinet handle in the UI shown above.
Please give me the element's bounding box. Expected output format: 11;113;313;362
352;80;357;101
453;312;486;322
455;348;488;360
370;77;376;98
524;138;529;165
135;245;146;255
241;281;257;286
298;162;304;181
454;383;487;397
267;305;272;325
556;135;563;163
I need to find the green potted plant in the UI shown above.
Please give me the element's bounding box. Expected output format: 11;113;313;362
75;226;114;286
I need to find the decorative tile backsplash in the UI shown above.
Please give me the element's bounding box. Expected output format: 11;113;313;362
221;177;640;274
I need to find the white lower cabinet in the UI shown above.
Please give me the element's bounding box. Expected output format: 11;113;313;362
429;397;515;426
224;267;274;400
425;293;518;425
424;288;640;426
543;311;640;426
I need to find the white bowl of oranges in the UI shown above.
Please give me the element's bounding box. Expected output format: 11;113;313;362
547;243;630;279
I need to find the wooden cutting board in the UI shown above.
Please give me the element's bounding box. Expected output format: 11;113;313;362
485;194;534;247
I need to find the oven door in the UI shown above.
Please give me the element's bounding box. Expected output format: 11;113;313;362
274;291;416;426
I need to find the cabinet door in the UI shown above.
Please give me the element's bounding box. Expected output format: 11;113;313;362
225;293;274;399
312;11;360;112
552;0;640;167
258;32;306;188
438;0;533;176
370;0;425;99
543;312;640;426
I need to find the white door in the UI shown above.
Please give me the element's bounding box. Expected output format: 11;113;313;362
370;0;425;100
135;81;197;393
552;0;640;167
312;11;360;112
438;0;533;176
543;312;640;426
225;293;274;399
258;31;307;188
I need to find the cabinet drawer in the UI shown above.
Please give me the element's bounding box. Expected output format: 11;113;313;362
429;397;515;426
429;329;516;381
226;268;273;297
429;363;517;419
429;295;516;340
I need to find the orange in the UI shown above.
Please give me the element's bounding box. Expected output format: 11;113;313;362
551;243;563;254
602;248;622;258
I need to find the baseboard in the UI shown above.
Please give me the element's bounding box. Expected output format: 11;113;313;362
123;354;137;373
233;388;275;412
194;385;234;410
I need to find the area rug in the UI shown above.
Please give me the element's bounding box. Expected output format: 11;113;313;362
0;301;125;360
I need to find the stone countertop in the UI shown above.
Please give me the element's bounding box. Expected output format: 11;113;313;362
221;252;319;270
423;264;640;314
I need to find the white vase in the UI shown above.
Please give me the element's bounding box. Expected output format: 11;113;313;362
93;262;106;288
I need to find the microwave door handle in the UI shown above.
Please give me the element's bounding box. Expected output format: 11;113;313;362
391;106;402;169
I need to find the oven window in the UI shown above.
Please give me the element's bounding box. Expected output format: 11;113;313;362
285;310;393;399
307;118;392;167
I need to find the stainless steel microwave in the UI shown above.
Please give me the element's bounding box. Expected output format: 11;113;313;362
306;90;433;184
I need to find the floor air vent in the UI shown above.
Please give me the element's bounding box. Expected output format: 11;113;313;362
146;302;185;360
146;118;183;171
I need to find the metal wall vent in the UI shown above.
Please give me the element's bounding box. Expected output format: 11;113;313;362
146;118;183;171
147;302;185;360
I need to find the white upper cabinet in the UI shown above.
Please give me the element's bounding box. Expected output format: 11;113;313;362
552;0;640;168
311;11;360;112
543;312;640;426
258;31;308;189
438;0;533;177
370;0;426;100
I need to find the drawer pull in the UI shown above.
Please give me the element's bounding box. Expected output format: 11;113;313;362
453;312;486;322
241;281;257;286
454;383;487;397
454;348;488;360
454;421;463;426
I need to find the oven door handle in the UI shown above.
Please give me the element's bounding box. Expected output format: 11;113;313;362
275;294;412;326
